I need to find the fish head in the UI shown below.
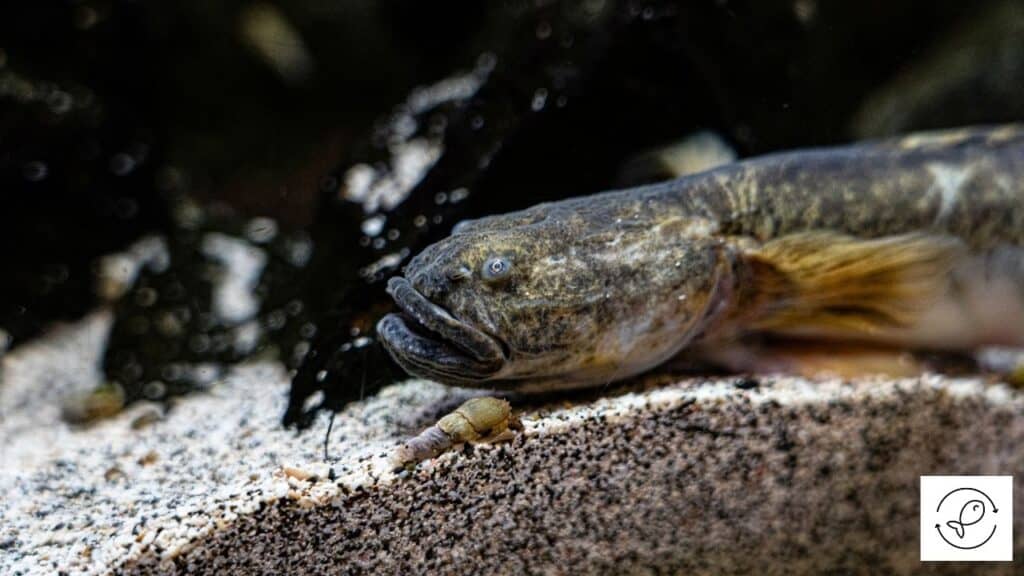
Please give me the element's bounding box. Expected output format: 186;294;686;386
960;499;986;526
378;202;732;390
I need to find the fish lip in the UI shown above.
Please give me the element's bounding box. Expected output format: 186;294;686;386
377;314;501;384
386;276;506;363
378;276;506;382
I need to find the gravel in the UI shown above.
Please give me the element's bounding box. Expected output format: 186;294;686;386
2;314;1022;575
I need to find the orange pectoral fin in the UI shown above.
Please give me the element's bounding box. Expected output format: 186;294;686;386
742;231;963;338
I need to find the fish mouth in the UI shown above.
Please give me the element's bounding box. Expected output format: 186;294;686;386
377;276;506;385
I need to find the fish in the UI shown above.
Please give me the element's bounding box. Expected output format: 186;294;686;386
377;125;1024;393
946;499;986;539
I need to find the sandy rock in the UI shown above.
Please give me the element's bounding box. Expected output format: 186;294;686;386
2;316;1022;575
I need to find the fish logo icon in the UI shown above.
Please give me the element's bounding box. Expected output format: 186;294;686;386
920;475;1013;562
945;499;985;539
934;488;999;550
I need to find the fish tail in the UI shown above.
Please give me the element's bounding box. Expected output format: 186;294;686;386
946;520;966;539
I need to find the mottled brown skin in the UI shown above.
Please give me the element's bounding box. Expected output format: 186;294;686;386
378;125;1024;392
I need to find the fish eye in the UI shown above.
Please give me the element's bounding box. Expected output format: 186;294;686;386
481;256;511;283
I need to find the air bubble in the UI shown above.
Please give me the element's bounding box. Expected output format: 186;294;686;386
266;310;287;330
476;52;497;73
110;153;136;176
143;381;167;400
23;161;48;182
361;215;386;237
48;91;73;115
531;88;548;112
245;217;278;243
74;5;98;29
134;287;158;307
299;322;316;338
161;364;184;381
536;21;552;39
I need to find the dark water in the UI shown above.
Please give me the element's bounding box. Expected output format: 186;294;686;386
1;0;1021;427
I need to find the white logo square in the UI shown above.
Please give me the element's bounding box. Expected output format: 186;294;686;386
920;475;1013;562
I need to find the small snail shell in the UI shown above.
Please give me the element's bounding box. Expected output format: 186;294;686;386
392;397;520;470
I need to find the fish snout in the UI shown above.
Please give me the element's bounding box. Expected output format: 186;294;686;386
406;248;474;302
407;268;453;303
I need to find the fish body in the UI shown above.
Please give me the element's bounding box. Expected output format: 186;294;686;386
946;499;986;539
378;125;1024;392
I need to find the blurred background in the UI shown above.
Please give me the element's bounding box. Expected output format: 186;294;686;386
2;0;1022;424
